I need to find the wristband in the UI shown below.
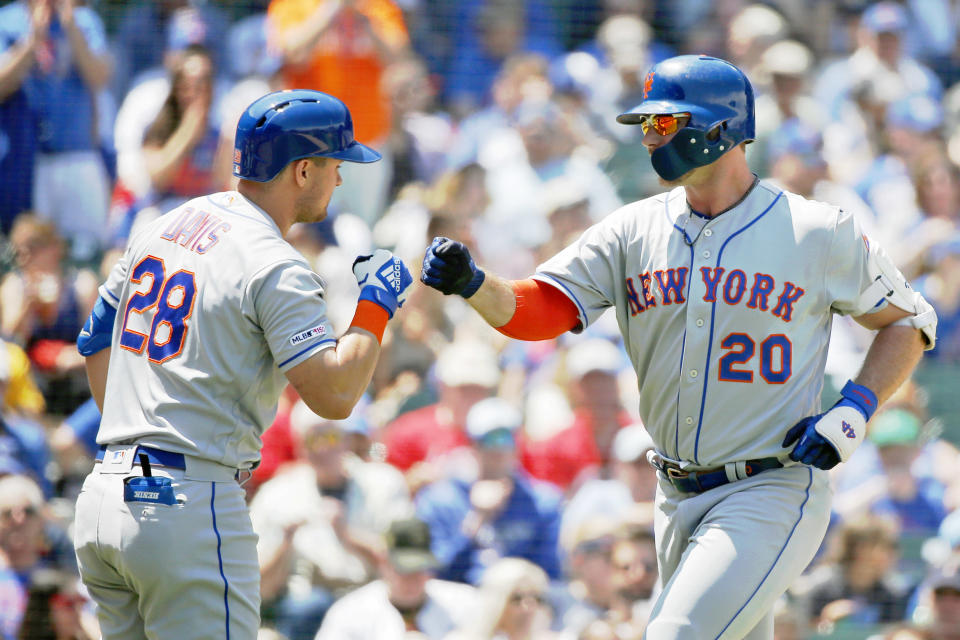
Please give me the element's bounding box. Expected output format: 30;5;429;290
838;380;878;421
349;300;389;343
358;284;398;317
460;268;486;298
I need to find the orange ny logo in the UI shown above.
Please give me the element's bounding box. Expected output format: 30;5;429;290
643;71;655;98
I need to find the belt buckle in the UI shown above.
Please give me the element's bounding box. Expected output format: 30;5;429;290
666;466;689;480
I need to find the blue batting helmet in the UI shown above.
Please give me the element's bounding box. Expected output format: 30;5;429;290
617;55;755;181
233;90;381;182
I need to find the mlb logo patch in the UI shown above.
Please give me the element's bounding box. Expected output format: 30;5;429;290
289;325;327;346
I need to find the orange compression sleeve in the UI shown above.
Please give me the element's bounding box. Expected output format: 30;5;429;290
496;279;581;341
349;300;390;343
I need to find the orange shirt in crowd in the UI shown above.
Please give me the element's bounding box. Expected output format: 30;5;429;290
268;0;409;143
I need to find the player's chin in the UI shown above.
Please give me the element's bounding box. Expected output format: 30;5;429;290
657;166;700;188
657;173;691;188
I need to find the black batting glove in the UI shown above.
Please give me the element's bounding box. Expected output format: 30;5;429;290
420;236;485;297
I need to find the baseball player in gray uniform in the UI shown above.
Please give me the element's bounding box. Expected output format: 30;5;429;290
74;90;413;640
420;56;937;639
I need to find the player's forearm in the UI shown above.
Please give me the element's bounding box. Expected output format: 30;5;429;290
465;272;517;328
143;124;202;190
289;331;381;420
279;0;343;64
84;347;111;411
259;544;295;601
0;35;37;101
853;326;924;405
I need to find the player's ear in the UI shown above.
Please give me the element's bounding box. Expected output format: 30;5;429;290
291;158;312;187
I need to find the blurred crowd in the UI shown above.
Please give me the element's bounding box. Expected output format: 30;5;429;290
2;0;960;638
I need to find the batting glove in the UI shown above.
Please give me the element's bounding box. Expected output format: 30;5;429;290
353;249;413;318
782;380;878;470
420;236;485;298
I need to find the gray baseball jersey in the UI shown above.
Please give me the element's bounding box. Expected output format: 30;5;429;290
535;179;880;467
97;191;336;469
76;190;343;640
533;178;899;638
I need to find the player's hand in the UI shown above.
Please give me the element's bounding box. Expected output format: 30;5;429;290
30;1;51;39
420;236;485;298
353;249;412;318
782;416;841;470
56;0;75;27
783;380;877;470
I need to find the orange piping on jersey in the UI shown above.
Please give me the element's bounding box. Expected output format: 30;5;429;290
496;279;580;341
350;300;389;343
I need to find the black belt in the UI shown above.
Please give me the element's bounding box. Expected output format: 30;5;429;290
651;455;783;494
96;445;186;470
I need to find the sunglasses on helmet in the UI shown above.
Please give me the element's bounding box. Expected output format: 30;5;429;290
637;113;690;136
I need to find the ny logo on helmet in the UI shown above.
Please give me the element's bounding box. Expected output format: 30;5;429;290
643;71;655;99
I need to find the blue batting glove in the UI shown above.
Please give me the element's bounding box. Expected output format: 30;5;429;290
782;380;878;470
353;249;413;318
420;236;485;298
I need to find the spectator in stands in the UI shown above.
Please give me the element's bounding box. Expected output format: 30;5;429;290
109;0;230;98
551;518;619;637
926;568;960;640
0;339;44;418
0;408;51;500
559;424;656;551
0;4;40;235
381;338;501;488
380;54;453;201
267;0;410;224
250;400;412;640
857;94;945;256
110;4;230;230
867;409;949;536
15;568;95;640
724;5;788;78
441;0;563;116
0;215;97;415
0;475;60;637
0;0;112;264
801;515;912;631
315;517;475;639
607;526;658;636
750;39;820;175
880;625;929;640
815;2;943;121
446;556;559;640
482;97;621;245
446;53;550;172
140;45;231;213
916;238;960;361
520;337;633;492
415;397;562;585
765;120;878;240
585;13;661;204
